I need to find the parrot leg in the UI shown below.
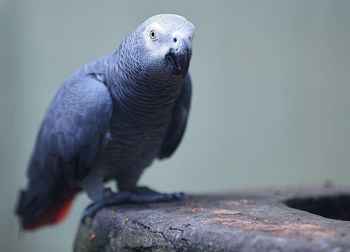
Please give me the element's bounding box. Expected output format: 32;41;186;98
81;186;185;222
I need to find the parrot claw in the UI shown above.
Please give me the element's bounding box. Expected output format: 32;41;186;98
81;187;186;224
129;186;186;202
129;186;186;200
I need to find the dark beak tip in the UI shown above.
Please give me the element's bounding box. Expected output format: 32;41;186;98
165;46;191;77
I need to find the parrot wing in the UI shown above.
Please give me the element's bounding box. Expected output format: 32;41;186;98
158;73;192;159
16;73;113;229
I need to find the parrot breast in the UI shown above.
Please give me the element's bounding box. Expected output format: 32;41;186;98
97;76;182;185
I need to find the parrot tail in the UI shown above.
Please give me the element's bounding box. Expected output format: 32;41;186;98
15;183;80;230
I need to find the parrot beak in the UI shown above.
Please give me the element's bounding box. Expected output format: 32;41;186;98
165;39;192;78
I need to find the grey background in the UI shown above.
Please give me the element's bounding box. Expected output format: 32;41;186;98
1;0;349;251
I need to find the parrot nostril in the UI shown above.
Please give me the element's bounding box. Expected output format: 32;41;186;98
173;37;177;43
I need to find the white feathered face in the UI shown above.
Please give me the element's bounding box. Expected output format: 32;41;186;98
141;14;195;78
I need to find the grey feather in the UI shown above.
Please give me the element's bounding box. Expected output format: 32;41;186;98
158;73;192;159
33;72;113;184
16;14;195;229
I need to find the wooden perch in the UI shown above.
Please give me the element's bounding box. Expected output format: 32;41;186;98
74;186;350;251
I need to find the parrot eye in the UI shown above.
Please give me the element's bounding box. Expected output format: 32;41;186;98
149;30;157;40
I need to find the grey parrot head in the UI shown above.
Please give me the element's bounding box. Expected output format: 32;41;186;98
123;14;195;80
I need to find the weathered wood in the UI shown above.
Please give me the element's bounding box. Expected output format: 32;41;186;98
74;186;350;251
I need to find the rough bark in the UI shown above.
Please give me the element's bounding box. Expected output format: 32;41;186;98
74;186;350;251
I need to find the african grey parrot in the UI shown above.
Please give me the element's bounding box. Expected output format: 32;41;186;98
15;14;194;230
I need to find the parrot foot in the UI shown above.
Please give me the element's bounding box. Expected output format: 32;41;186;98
81;187;185;224
128;186;186;201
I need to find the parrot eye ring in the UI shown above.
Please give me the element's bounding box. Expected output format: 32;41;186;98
149;30;157;40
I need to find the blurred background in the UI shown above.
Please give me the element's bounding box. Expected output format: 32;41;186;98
1;0;349;251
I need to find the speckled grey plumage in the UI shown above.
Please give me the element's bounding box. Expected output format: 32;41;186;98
16;14;195;228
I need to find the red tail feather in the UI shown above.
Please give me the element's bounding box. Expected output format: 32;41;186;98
24;187;80;230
